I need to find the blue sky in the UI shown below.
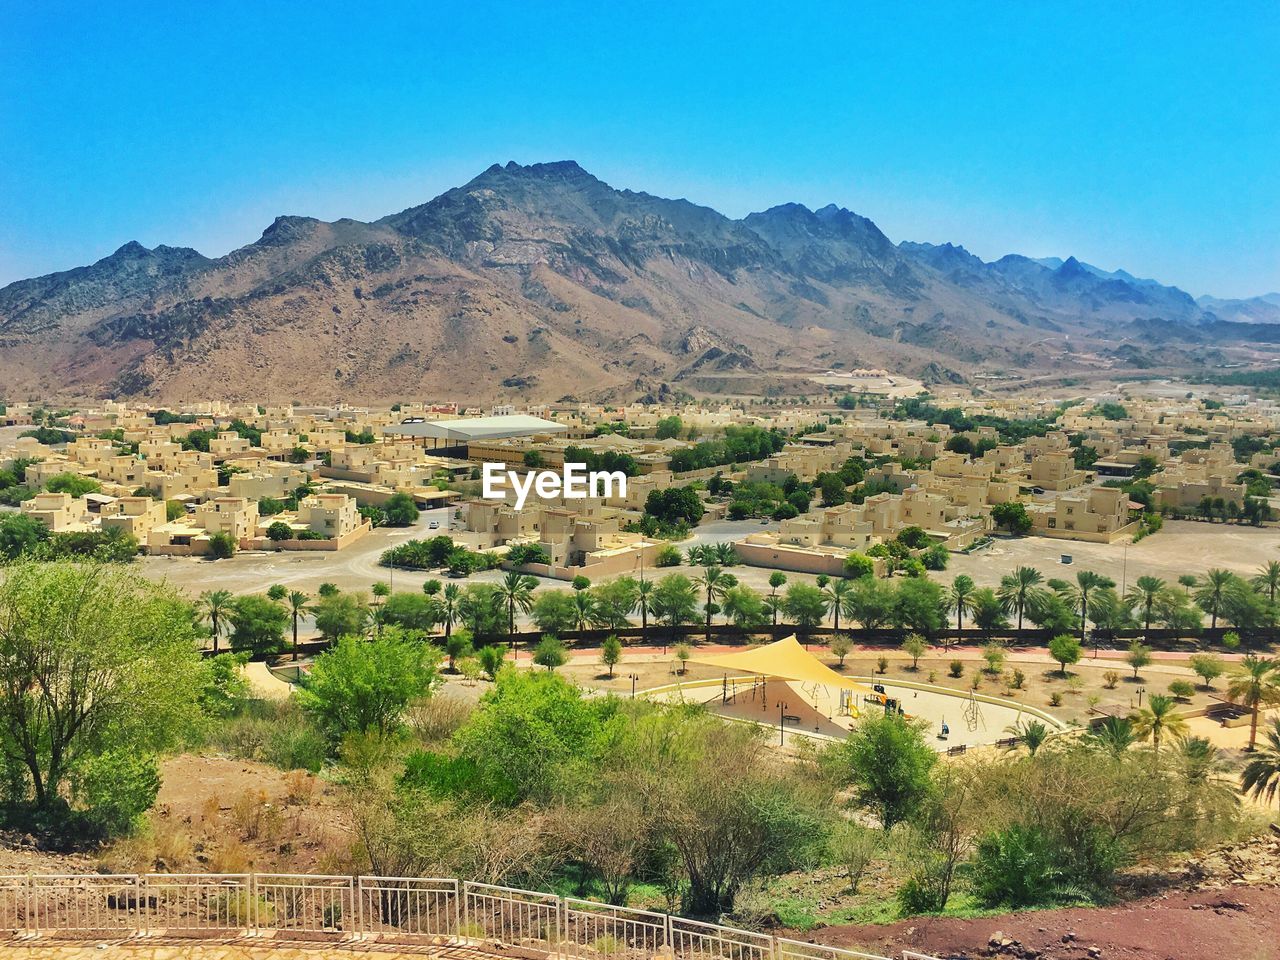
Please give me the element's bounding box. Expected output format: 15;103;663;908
1;2;1277;297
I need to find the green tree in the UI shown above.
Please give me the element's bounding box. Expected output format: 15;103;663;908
843;552;875;579
998;566;1047;631
227;594;288;655
477;644;506;680
894;577;947;637
767;571;787;626
199;588;234;654
947;574;977;638
313;591;369;641
1125;639;1153;680
207;531;236;559
1194;568;1235;630
991;501;1033;535
827;714;937;829
298;630;441;746
600;635;623;676
901;633;927;670
1088;715;1137;757
284;590;311;661
1251;561;1280;604
1189;652;1225;689
830;634;853;667
1240;718;1280;809
44;472;102;497
1047;634;1082;677
533;635;568;671
1007;718;1049;756
532;589;578;634
1125;576;1166;632
0;562;206;831
849;576;897;631
0;514;50;561
1226;655;1280;751
1065;570;1114;642
593;577;639;630
782;582;828;641
721;584;766;629
1132;693;1188;754
266;520;293;542
496;572;539;637
823;577;856;631
651;574;698;641
970;587;1009;634
694;566;735;642
634;577;655;643
383;492;420;527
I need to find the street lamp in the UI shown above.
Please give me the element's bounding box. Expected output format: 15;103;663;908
628;672;639;699
778;699;789;746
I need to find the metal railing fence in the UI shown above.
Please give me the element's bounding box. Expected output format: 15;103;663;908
0;871;938;960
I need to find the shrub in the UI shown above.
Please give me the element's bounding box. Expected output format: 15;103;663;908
654;545;683;567
267;521;293;542
971;824;1068;908
876;656;888;675
948;660;964;678
208;532;236;559
1103;670;1120;689
1049;692;1063;707
1168;679;1195;701
1010;668;1025;690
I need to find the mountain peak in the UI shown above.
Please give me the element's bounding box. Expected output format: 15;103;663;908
474;159;594;183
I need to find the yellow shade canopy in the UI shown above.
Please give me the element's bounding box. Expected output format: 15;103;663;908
689;635;876;694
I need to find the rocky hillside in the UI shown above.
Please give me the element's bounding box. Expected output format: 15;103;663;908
0;161;1264;403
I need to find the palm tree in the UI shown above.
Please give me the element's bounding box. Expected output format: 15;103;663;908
1240;718;1280;809
1125;576;1165;633
1226;655;1280;750
635;577;654;645
685;545;708;566
571;590;600;632
823;578;855;632
948;575;977;647
997;566;1046;631
767;572;787;630
1132;693;1188;754
200;589;233;654
1195;568;1235;631
1252;561;1280;604
496;572;538;638
285;590;310;661
1006;718;1049;756
1088;715;1137;757
439;583;462;638
693;565;733;643
1066;570;1112;642
711;542;738;566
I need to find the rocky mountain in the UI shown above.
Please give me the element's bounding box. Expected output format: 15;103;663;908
0;160;1266;403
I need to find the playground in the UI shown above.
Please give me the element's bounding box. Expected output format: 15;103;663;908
643;636;1064;750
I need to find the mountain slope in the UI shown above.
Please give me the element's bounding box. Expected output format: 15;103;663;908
0;161;1258;403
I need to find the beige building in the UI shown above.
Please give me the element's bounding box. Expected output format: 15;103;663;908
100;496;168;540
1029;486;1134;542
1029;452;1087;491
21;492;88;532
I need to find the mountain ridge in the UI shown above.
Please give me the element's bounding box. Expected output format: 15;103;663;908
0;160;1265;403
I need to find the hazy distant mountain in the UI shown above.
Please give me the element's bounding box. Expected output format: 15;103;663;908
0;160;1266;403
1197;292;1280;325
